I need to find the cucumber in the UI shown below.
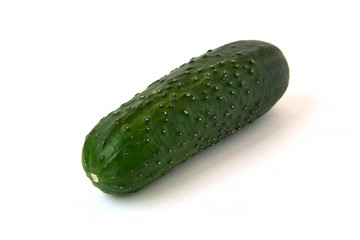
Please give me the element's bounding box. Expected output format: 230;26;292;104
82;40;289;194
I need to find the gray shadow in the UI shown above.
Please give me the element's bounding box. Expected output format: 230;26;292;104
100;93;317;207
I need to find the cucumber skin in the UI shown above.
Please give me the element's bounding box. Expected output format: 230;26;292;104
82;40;289;194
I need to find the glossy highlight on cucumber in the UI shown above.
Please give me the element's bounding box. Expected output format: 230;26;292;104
82;40;289;194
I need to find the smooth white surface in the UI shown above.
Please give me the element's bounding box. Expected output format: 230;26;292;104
0;0;358;239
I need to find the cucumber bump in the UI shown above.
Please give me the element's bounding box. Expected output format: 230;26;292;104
82;40;289;194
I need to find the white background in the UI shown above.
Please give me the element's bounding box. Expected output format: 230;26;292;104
0;0;358;239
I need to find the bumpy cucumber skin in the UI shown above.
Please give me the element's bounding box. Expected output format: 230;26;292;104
82;40;289;194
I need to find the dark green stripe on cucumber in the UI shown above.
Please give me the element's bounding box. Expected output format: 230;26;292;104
82;40;289;194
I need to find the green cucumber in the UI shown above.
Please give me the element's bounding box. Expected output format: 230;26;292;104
82;40;289;194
